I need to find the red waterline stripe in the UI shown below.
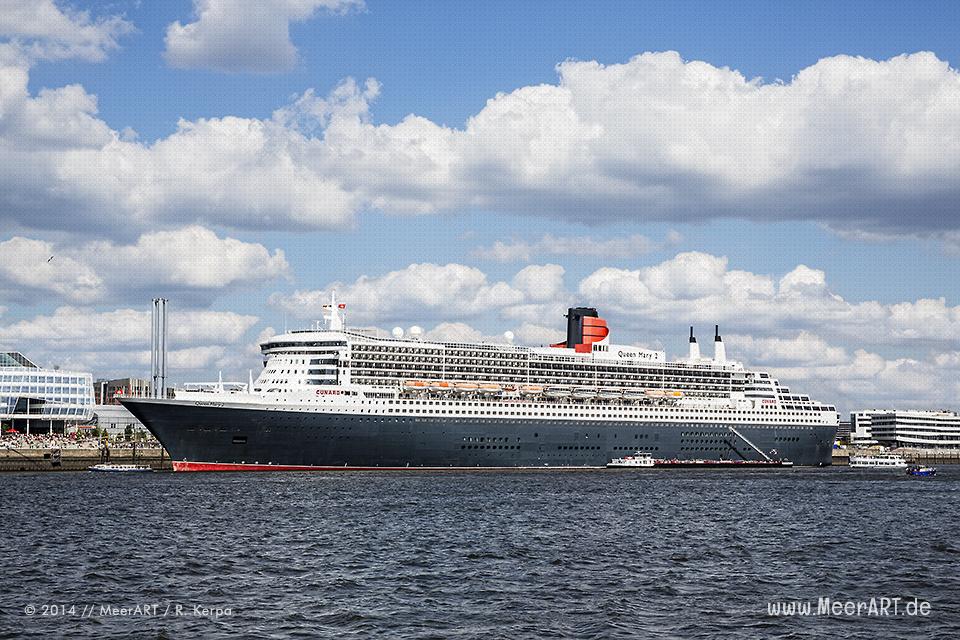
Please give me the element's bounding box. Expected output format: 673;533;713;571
171;461;603;472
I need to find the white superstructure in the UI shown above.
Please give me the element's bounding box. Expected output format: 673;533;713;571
179;298;837;433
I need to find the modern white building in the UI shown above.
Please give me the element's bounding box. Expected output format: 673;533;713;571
0;352;94;433
92;403;147;437
867;410;960;450
850;411;883;446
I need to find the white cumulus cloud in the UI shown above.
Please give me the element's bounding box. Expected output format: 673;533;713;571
164;0;363;73
3;52;960;238
0;0;133;64
270;262;527;323
0;227;288;305
0;306;261;378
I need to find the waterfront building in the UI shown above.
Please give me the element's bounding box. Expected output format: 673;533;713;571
93;377;151;405
836;420;851;443
867;410;960;450
91;404;148;437
0;352;94;433
850;411;882;446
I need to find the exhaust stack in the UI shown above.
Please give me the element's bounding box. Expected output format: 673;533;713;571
688;326;700;361
714;325;726;363
550;307;609;352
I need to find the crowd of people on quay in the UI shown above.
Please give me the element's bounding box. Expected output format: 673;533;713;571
0;431;160;450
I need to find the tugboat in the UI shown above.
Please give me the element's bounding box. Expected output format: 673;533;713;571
906;464;937;477
606;452;654;468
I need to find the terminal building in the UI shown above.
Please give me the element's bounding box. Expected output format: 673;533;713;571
0;352;94;433
867;410;960;450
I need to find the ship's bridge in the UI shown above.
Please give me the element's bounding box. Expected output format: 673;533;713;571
256;330;349;391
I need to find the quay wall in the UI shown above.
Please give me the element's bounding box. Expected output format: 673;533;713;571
0;448;172;472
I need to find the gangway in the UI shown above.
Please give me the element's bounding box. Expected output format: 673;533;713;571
727;426;773;462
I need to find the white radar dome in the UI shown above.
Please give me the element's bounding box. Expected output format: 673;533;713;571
409;326;423;339
504;331;515;343
392;327;404;339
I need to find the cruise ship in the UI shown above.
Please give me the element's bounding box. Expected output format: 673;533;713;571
121;297;838;470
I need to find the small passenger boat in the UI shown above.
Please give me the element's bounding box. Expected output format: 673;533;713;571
849;453;908;469
88;464;153;473
606;452;654;468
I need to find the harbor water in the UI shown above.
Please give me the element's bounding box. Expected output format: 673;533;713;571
2;468;958;639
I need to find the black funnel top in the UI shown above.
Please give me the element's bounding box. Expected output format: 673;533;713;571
689;326;696;343
715;324;722;341
565;307;598;348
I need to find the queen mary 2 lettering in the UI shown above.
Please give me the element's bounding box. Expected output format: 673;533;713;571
121;295;838;471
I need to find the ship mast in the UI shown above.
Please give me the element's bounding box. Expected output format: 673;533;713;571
323;291;345;331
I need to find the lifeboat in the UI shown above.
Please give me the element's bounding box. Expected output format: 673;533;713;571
623;389;646;400
455;382;479;393
668;390;684;398
477;383;501;394
598;388;622;400
544;386;571;398
403;379;428;391
429;380;453;392
519;385;543;395
644;389;665;398
572;387;597;400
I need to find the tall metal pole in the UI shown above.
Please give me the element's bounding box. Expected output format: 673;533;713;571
151;299;158;398
150;298;168;399
159;298;167;398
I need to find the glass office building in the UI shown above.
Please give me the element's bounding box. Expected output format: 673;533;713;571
0;352;94;433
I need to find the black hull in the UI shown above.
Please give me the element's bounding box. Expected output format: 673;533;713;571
121;398;836;469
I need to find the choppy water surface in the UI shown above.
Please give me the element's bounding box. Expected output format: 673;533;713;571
2;467;958;639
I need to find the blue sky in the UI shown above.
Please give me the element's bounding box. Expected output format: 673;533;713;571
3;0;960;412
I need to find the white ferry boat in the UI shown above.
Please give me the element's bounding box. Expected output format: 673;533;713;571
121;298;838;471
88;464;153;473
848;453;908;469
606;452;654;468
